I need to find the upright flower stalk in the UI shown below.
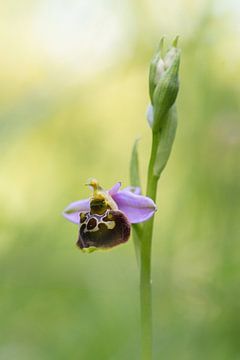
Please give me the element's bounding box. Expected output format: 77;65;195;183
131;37;181;359
63;37;180;360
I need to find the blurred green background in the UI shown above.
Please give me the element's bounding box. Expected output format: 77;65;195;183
0;0;240;359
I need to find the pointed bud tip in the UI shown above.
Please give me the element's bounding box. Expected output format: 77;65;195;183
158;36;165;52
172;35;180;48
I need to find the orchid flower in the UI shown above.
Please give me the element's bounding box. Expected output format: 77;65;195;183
62;37;180;358
63;179;156;251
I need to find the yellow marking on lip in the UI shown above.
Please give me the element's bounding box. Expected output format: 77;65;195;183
80;213;87;222
105;221;115;230
83;220;116;233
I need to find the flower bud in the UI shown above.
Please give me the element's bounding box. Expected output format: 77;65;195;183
149;38;165;104
148;37;180;133
146;104;154;128
153;106;177;177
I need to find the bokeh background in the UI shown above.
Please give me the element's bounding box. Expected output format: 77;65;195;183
1;0;240;359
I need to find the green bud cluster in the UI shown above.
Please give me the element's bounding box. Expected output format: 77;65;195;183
149;37;180;133
147;37;181;179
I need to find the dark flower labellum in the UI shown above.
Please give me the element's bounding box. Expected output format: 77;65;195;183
77;210;131;249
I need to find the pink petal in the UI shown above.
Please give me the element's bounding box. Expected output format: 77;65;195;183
63;199;90;224
108;182;121;196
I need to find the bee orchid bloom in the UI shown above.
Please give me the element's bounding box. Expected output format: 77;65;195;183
63;179;157;251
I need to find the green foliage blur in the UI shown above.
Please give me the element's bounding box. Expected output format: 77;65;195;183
0;1;240;359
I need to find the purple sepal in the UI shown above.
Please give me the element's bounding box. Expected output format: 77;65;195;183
122;186;141;195
63;199;90;224
112;190;157;223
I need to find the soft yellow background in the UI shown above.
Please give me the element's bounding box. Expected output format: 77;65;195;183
1;0;240;359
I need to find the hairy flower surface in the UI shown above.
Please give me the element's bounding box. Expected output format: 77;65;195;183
63;179;157;251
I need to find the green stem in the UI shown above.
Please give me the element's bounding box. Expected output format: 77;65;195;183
132;224;143;267
140;132;159;360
